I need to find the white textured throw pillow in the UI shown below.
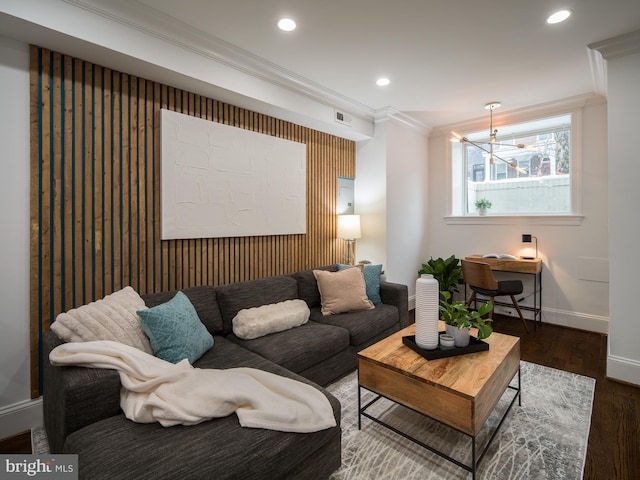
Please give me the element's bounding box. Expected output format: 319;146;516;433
51;286;152;353
232;299;310;340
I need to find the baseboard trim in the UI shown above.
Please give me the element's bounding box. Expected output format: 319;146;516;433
607;354;640;386
0;397;43;441
414;297;609;334
539;307;609;333
494;305;608;334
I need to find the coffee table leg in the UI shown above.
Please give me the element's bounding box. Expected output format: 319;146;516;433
518;367;522;406
472;436;477;480
358;385;362;430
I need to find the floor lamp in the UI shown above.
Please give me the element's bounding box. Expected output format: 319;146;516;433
337;215;361;265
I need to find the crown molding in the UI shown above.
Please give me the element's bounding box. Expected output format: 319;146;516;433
587;29;640;98
429;93;603;138
374;107;430;136
63;0;375;122
588;29;640;60
586;47;608;97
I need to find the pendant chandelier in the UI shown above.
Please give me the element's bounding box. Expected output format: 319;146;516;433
451;102;531;174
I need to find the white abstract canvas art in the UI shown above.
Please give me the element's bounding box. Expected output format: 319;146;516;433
161;109;307;239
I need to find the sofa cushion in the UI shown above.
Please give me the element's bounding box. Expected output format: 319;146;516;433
138;291;214;364
142;286;223;336
193;335;282;371
64;402;340;480
291;265;338;308
313;267;374;315
338;263;383;304
216;276;299;335
310;304;400;346
226;322;350;374
232;299;310;340
51;286;152;353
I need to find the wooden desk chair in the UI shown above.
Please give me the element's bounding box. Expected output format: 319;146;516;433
461;259;529;333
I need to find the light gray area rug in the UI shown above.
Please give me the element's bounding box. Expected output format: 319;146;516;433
327;361;595;480
31;426;49;454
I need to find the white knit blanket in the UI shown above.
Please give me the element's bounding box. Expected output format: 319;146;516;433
49;340;337;433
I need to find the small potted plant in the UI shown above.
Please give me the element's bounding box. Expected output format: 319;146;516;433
439;291;493;347
474;198;492;215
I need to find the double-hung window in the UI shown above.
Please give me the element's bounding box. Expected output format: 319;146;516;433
451;112;578;216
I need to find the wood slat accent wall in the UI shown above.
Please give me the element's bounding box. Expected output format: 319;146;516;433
29;46;355;397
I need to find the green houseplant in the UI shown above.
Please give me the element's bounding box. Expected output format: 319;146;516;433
439;291;493;346
474;198;492;215
418;255;463;296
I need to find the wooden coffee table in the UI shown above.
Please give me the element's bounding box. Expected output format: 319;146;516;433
358;322;521;479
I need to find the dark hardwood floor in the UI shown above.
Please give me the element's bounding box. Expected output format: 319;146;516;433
0;430;31;454
2;315;639;479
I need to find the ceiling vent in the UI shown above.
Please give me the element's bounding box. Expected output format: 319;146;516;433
335;110;352;127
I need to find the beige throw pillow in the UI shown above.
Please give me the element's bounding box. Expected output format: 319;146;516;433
51;286;152;353
313;267;374;315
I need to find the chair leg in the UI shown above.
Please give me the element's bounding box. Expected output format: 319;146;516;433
466;291;476;308
488;296;495;319
510;295;529;333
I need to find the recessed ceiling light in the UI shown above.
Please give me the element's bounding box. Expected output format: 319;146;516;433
547;10;571;24
376;78;390;87
277;18;296;32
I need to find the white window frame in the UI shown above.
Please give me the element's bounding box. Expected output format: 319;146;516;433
444;99;584;226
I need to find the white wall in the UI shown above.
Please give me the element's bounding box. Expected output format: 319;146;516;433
356;118;429;308
355;122;388;269
427;97;609;333
604;47;640;384
385;120;429;307
0;36;42;438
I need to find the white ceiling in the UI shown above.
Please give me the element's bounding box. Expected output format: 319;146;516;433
132;0;640;128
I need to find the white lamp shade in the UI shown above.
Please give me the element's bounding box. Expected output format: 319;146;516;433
337;215;361;240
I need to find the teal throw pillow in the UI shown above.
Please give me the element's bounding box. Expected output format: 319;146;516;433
138;291;214;364
337;264;383;305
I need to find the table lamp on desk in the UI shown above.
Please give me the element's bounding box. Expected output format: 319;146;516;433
521;234;538;259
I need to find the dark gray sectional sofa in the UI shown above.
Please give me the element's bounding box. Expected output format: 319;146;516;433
42;265;409;480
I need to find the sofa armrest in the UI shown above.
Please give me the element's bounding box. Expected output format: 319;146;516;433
43;331;122;453
379;281;409;329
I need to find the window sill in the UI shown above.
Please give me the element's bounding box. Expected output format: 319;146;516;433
444;214;584;226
